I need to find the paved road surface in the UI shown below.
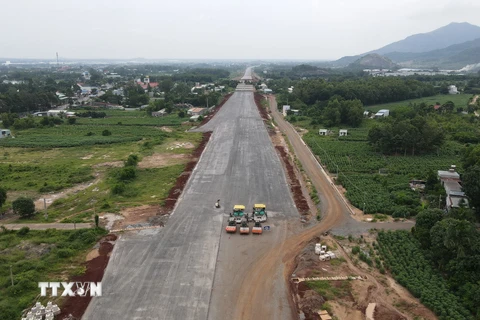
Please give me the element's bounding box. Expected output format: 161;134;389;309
0;223;91;230
84;81;298;319
205;87;298;320
240;67;253;81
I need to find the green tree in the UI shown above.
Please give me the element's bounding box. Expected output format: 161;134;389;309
462;165;480;216
323;99;341;127
413;209;443;248
0;187;6;209
12;197;35;218
0;113;19;128
178;110;186;118
67;117;76;125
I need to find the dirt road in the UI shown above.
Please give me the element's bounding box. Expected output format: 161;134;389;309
0;223;91;230
233;95;412;320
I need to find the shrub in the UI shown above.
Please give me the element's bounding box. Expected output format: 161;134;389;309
67;118;77;125
102;129;112;136
118;167;136;181
0;186;6;208
12;197;35;218
112;183;126;195
17;227;30;236
352;246;360;254
125;154;139;167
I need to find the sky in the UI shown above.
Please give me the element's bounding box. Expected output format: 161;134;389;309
1;0;480;60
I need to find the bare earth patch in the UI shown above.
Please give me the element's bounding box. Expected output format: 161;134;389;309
157;126;173;132
138;153;189;169
111;205;163;230
81;154;93;160
86;248;99;261
166;141;195;150
33;177;101;211
93;161;123;168
291;235;437;320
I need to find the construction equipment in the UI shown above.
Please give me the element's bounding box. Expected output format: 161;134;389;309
231;205;246;224
239;219;250;234
252;204;267;222
252;222;263;234
225;218;237;233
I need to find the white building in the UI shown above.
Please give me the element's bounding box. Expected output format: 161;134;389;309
448;85;458;94
339;129;348;136
319;129;328;136
0;129;12;139
282;105;291;116
375;109;389;118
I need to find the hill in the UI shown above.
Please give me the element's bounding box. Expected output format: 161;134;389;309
372;22;480;54
347;54;398;70
332;22;480;68
384;38;480;69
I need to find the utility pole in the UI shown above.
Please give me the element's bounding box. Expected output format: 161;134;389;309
44;198;48;220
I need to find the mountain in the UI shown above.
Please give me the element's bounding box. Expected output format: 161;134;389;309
347;54;398;69
332;22;480;68
384;38;480;69
372;22;480;54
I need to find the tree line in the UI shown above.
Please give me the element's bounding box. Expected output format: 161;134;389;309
367;116;445;155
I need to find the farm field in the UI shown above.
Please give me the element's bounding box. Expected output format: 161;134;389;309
377;231;473;320
0;110;203;224
365;93;473;112
303;125;463;215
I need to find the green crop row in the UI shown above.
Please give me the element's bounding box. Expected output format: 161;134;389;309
377;231;473;320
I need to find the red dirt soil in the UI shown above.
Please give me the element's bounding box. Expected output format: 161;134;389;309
163;131;212;211
253;93;310;215
275;146;310;215
57;234;117;320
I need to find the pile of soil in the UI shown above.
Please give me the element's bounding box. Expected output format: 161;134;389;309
57;234;117;320
163;132;212;210
254;93;269;121
275;146;310;215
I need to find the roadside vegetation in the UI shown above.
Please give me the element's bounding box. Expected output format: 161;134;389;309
0;227;107;320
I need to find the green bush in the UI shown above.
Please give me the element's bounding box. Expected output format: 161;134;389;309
125;154;139;167
118;167;136;181
17;227;30;236
12;197;35;218
352;246;360;254
102;129;112;136
112;183;126;195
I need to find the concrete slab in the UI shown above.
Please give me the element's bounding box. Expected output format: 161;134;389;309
83;87;297;320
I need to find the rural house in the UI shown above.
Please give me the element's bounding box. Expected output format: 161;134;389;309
448;85;458;94
0;129;12;139
339;129;348;136
375;109;389;118
282;105;291;116
437;165;469;211
187;108;206;116
319;129;328;136
152;109;167;117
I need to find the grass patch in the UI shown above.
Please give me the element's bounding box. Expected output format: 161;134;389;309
306;280;351;300
0;227;107;320
365;94;473;112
